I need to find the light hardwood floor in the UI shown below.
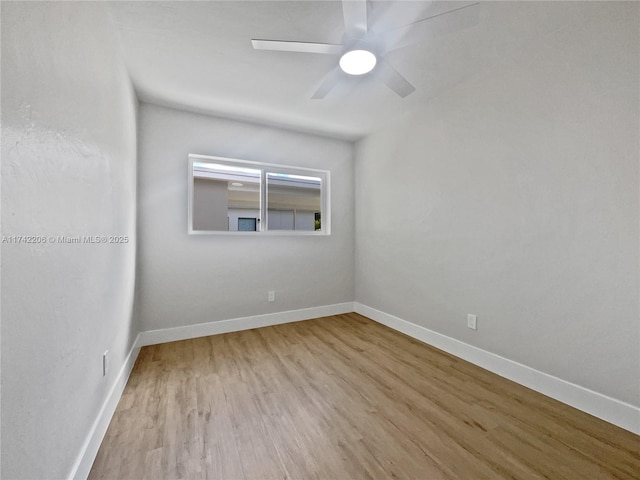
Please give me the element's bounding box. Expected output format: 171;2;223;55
89;313;639;479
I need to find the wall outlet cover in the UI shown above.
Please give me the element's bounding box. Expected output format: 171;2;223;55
102;350;109;376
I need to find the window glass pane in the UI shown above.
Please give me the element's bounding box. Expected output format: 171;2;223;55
237;217;257;231
266;172;321;231
192;161;260;231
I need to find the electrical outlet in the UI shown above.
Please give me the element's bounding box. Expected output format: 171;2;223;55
102;350;109;376
467;314;477;330
268;290;275;302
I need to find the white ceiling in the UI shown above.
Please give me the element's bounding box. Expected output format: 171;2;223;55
108;1;594;140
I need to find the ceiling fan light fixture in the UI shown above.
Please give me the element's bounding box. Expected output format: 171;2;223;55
339;49;377;75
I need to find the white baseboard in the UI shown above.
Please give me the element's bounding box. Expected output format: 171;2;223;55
69;336;142;480
136;302;355;347
354;302;640;435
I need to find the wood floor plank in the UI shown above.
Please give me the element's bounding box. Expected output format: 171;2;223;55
89;314;640;480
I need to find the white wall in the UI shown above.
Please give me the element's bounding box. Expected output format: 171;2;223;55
137;103;354;331
1;2;138;478
355;2;639;407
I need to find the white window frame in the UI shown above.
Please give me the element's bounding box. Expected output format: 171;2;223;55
188;154;331;235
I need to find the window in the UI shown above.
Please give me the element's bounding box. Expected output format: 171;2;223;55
237;218;257;231
188;154;330;235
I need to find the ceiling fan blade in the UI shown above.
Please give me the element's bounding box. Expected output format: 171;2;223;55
251;39;343;55
342;0;368;38
383;2;480;52
374;59;415;98
312;68;342;99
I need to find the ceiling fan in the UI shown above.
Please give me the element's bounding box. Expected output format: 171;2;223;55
251;0;480;99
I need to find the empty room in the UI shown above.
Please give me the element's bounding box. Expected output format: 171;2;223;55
1;1;638;479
